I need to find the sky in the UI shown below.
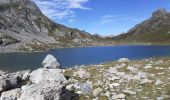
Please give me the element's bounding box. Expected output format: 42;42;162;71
34;0;170;36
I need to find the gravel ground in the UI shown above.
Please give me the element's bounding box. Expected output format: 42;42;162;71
64;57;170;100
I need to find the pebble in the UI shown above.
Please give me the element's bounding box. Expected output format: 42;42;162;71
112;93;126;99
109;83;120;88
93;88;103;96
123;90;136;95
155;80;163;85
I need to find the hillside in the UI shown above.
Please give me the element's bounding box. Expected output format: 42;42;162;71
0;0;109;52
114;9;170;44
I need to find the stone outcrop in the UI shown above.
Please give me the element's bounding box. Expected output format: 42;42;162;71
42;54;60;69
0;54;75;100
30;68;66;84
19;81;63;100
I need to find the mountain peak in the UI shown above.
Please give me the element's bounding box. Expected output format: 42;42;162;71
0;0;102;51
152;8;168;18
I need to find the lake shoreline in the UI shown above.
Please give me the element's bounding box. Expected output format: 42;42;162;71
1;45;170;72
1;42;170;53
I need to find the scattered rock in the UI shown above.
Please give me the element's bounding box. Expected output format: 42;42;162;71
93;88;103;96
144;64;152;69
112;93;126;99
109;83;120;88
137;71;147;79
127;66;138;73
157;96;164;100
123;90;136;95
118;58;130;62
108;67;118;74
80;83;92;94
73;69;91;79
155;80;163;85
104;91;110;97
140;78;152;84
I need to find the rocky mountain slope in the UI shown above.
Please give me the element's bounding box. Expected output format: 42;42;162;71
114;9;170;44
0;0;107;52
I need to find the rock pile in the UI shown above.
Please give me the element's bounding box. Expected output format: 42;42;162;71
64;57;170;99
0;54;72;100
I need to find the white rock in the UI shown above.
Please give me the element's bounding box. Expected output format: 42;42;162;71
112;93;126;99
118;58;130;62
157;72;164;75
137;71;147;79
157;96;164;100
18;81;65;100
66;84;74;90
155;60;163;64
108;67;118;74
127;66;138;73
140;78;152;84
108;76;120;81
116;72;126;77
155;80;163;85
0;70;6;75
76;91;82;94
73;69;91;79
80;83;93;94
94;80;103;86
104;91;110;97
93;88;103;96
123;90;136;95
144;64;152;69
0;88;21;100
22;71;30;80
30;68;66;84
109;83;120;88
42;54;60;69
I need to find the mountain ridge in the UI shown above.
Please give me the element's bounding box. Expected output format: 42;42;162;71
114;8;170;44
0;0;110;52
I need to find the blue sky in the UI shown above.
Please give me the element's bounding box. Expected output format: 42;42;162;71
34;0;170;36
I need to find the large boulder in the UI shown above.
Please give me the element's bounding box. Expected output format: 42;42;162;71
0;88;21;100
0;76;10;93
0;70;6;76
0;70;30;94
18;81;65;100
30;68;66;84
42;54;61;69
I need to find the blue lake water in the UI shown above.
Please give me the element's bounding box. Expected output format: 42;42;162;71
1;45;170;72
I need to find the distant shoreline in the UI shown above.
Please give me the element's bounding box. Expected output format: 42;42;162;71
1;43;170;53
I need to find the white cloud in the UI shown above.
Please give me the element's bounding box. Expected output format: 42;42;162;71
98;15;146;25
68;0;91;9
98;15;123;25
34;0;91;21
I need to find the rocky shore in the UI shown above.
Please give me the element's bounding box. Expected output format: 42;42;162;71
0;55;170;100
64;57;170;100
